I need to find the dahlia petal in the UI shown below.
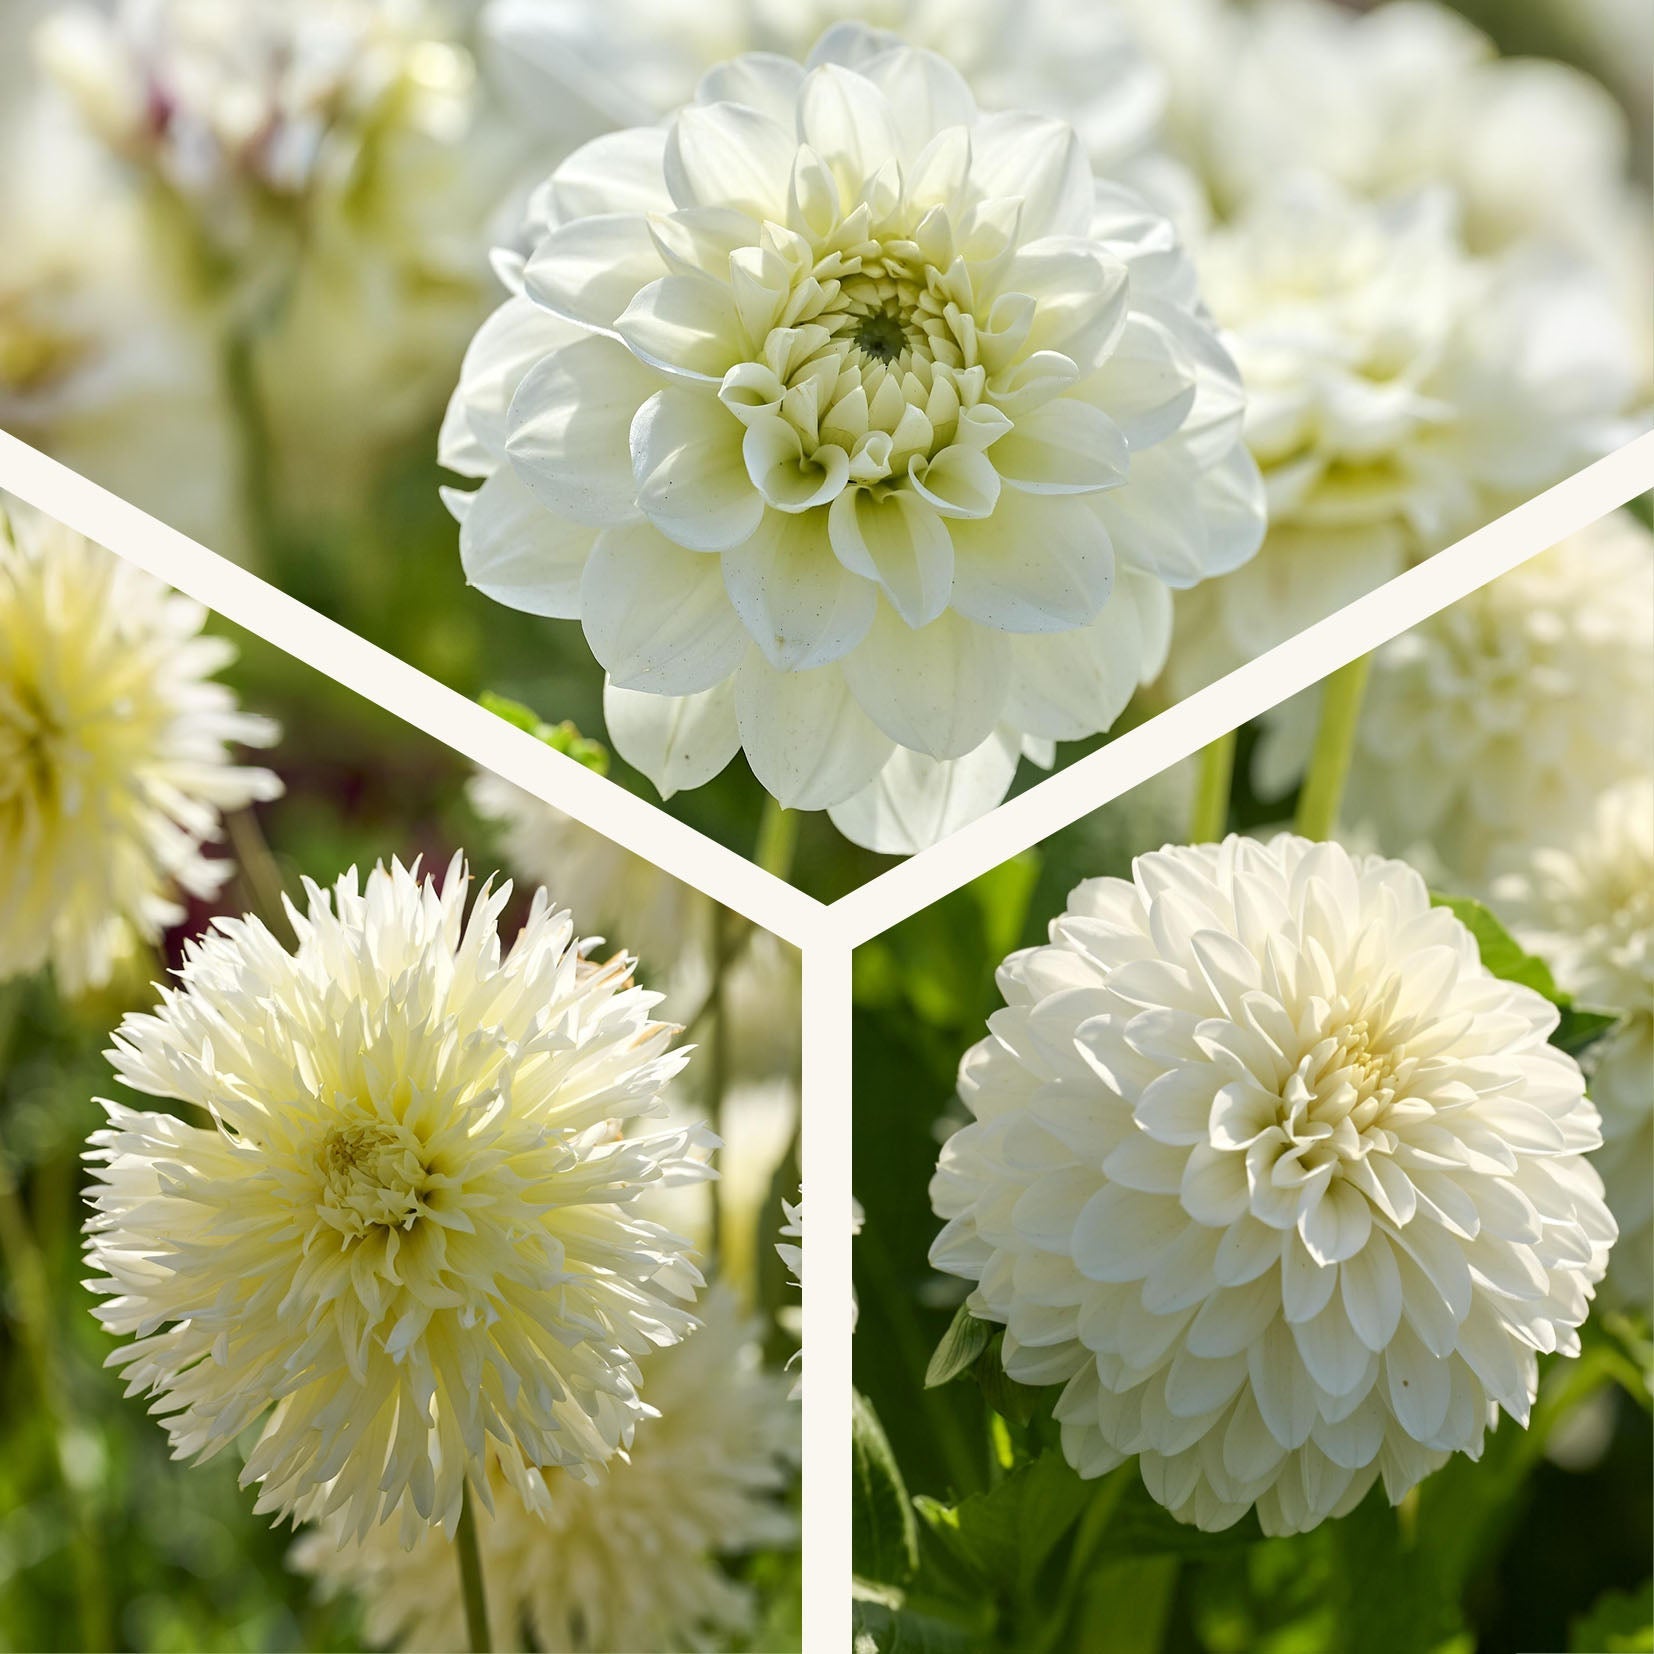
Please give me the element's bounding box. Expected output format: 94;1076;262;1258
1009;238;1132;376
505;336;659;525
826;730;1022;854
1213;1216;1282;1287
449;472;596;620
743;416;852;512
441;296;579;477
1186;1276;1280;1360
1080;311;1199;451
992;398;1130;494
1101;1130;1187;1195
664;101;795;218
1339;1235;1403;1351
797;64;903;198
1248;1325;1318;1451
1180;1142;1251;1228
1280;1230;1338;1324
1165;1348;1249;1418
1071;1187;1184;1284
615;274;744;381
603;678;740;799
549;126;675;219
579;523;748;694
733;655;894;811
693;53;806;124
970;112;1094;238
949;493;1115;634
1382;1321;1452;1441
841;605;1009;759
826;487;953;629
1291;1298;1371;1396
722;510;877;671
908;447;1002;519
524;214;665;334
631;386;764;552
1298;1179;1373;1266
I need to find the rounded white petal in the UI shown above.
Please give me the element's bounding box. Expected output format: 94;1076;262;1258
448;470;597;619
827;728;1024;855
604;677;740;799
734;654;894;811
505;336;661;525
580;522;750;693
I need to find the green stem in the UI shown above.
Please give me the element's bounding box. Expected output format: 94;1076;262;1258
227;807;292;939
754;795;799;883
1189;729;1236;843
455;1479;492;1653
1294;654;1372;842
1027;1464;1133;1654
0;1152;110;1652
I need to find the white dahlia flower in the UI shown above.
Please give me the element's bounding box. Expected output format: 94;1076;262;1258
290;1284;797;1653
1161;178;1639;694
441;25;1263;852
0;503;279;994
483;0;1171;184
1494;780;1654;1311
1255;513;1654;879
84;855;713;1543
930;834;1615;1536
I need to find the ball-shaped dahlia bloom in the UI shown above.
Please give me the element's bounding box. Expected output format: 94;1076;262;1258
1494;779;1654;1311
930;834;1615;1536
0;503;279;993
1161;177;1639;694
1254;512;1654;879
290;1284;797;1652
441;25;1263;852
84;855;712;1543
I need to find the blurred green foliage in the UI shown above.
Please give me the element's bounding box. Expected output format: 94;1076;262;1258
851;786;1654;1654
0;629;801;1652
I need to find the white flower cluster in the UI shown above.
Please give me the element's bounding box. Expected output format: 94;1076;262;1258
1254;512;1654;884
443;25;1263;851
931;836;1614;1534
292;1285;797;1652
1495;781;1654;1312
84;855;714;1544
0;502;279;993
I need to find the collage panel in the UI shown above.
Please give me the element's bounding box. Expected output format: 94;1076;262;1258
2;0;1648;897
0;497;803;1653
850;505;1654;1653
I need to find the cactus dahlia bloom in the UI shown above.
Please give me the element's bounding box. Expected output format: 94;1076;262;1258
930;835;1615;1536
1494;779;1654;1312
441;25;1263;852
0;504;279;994
84;856;713;1543
290;1286;797;1652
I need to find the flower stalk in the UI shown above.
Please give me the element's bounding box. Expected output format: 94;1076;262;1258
1294;653;1372;841
1190;729;1237;843
455;1478;492;1653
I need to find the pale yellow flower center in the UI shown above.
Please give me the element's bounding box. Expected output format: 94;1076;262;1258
718;205;1017;509
1275;1012;1410;1174
317;1120;428;1238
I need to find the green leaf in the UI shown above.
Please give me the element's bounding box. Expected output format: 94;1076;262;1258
852;1592;991;1654
1554;1004;1623;1060
925;1304;993;1390
854;1390;919;1586
478;692;610;774
1100;1475;1265;1559
913;1451;1091;1593
1329;1486;1465;1654
1570;1581;1654;1652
